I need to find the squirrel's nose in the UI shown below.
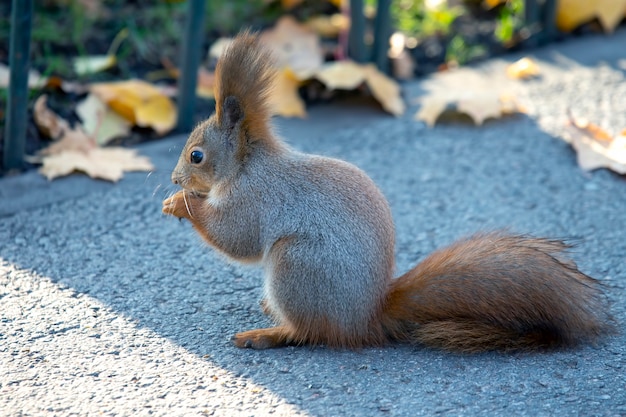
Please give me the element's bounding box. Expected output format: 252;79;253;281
171;172;180;185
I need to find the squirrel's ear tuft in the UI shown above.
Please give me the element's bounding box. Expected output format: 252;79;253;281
222;96;243;129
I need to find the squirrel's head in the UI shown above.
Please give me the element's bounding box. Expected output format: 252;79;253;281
171;96;247;196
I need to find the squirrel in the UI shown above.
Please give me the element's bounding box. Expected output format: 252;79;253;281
162;31;613;352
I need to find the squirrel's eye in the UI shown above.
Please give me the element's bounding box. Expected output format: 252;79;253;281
190;150;204;164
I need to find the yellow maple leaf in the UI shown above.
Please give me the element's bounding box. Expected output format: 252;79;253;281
90;79;177;135
556;0;626;32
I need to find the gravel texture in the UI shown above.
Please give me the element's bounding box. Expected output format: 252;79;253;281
1;30;626;416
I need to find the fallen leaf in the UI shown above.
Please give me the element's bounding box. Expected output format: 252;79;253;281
416;91;521;126
90;79;177;135
506;57;541;80
556;0;626;32
73;55;117;76
39;125;96;156
313;61;406;116
270;68;306;118
39;147;154;182
563;113;626;174
73;28;128;75
261;15;324;79
33;95;70;139
33;95;97;156
31;94;153;182
363;65;405;116
76;93;131;145
315;61;367;90
415;96;449;127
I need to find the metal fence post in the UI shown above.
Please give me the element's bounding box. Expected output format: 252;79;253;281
348;0;367;63
3;0;34;171
372;0;391;73
176;0;206;132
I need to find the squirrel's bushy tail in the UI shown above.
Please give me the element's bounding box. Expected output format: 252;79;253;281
382;232;613;352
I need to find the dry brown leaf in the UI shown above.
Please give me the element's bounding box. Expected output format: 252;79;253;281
416;91;521;126
556;0;626;32
39;147;154;182
76;93;131;145
363;65;405;117
506;57;541;80
33;95;70;139
33;95;96;156
270;68;306;118
90;79;177;135
563;114;626;174
261;15;324;80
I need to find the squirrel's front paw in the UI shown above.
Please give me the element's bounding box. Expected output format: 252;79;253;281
162;190;196;219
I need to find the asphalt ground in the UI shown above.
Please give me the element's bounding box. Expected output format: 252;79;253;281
1;30;626;416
